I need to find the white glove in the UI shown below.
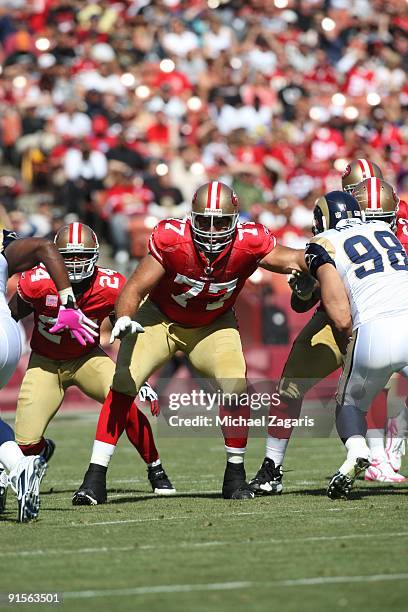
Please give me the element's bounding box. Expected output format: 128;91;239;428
288;270;316;301
110;316;145;344
138;382;160;416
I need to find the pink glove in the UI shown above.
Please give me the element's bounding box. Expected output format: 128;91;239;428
49;306;99;346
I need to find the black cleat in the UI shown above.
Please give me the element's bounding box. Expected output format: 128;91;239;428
72;464;107;506
327;457;370;500
148;464;176;495
42;439;56;462
222;462;255;500
0;468;7;513
249;458;283;496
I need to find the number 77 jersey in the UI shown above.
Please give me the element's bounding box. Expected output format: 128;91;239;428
305;218;408;330
148;218;276;326
17;266;126;359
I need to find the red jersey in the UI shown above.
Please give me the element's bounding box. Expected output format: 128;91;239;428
17;266;125;360
148;218;276;326
395;199;408;255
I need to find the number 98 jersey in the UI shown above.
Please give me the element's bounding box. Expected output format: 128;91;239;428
306;218;408;330
17;266;125;359
148;218;276;327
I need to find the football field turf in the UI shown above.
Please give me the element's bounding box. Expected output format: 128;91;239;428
1;413;407;612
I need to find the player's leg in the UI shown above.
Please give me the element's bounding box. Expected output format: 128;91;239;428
185;311;252;499
251;311;342;495
72;348;174;504
0;317;47;522
328;322;393;500
15;353;64;460
73;300;177;505
385;375;408;472
364;376;406;482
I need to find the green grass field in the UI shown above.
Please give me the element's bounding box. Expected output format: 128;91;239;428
1;413;408;612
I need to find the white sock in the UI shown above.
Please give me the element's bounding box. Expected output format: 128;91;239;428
366;428;387;461
265;436;288;466
90;440;116;468
345;435;370;461
225;446;246;464
394;405;408;436
0;441;24;472
148;459;161;468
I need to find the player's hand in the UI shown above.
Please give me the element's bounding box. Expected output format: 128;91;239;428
49;306;99;346
138;382;160;416
288;270;316;301
110;316;145;344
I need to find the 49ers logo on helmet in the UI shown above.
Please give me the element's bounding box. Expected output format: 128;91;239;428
231;191;239;207
342;164;351;178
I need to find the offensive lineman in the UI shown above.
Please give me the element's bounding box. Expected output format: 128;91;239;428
7;223;175;507
74;181;307;503
305;191;408;499
0;228;95;521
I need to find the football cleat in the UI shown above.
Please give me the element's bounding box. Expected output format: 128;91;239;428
364;460;407;483
327;457;370;500
147;464;176;496
72;464;107;506
8;456;47;522
0;467;8;513
385;416;406;472
42;438;56;462
249;458;283;495
222;462;255;500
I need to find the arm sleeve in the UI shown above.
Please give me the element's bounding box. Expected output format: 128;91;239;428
148;227;165;265
255;225;277;262
17;272;36;305
305;237;336;279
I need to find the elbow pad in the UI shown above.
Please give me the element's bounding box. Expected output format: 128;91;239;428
305;242;336;279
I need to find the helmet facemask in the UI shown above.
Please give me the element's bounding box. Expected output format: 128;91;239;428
59;249;99;283
190;210;238;254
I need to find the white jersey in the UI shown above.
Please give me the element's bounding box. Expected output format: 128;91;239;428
0;251;11;316
308;218;408;329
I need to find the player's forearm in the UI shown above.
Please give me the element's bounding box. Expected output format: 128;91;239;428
115;282;145;319
259;246;308;274
5;238;71;291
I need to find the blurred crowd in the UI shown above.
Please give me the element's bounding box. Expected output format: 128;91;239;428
0;0;407;270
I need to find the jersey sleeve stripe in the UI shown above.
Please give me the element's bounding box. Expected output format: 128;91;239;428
149;235;163;262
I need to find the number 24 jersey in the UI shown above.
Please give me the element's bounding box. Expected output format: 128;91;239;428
306;218;408;330
148;218;276;327
17;266;125;360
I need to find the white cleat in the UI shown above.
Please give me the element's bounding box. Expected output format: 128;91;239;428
364;459;406;483
385;416;406;473
8;456;47;522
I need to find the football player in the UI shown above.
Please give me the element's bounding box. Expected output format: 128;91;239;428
249;159;402;494
351;179;407;482
0;228;95;521
7;222;175;508
305;191;408;499
74;181;307;503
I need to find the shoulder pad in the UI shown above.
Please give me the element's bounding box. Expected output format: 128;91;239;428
305;237;336;278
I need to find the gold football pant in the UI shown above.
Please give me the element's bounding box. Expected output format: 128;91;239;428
278;310;343;401
15;347;115;446
112;299;247;397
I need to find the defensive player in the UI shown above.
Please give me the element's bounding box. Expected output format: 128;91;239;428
249;159;403;494
305;192;408;499
7;222;175;507
0;227;95;521
74;181;307;502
